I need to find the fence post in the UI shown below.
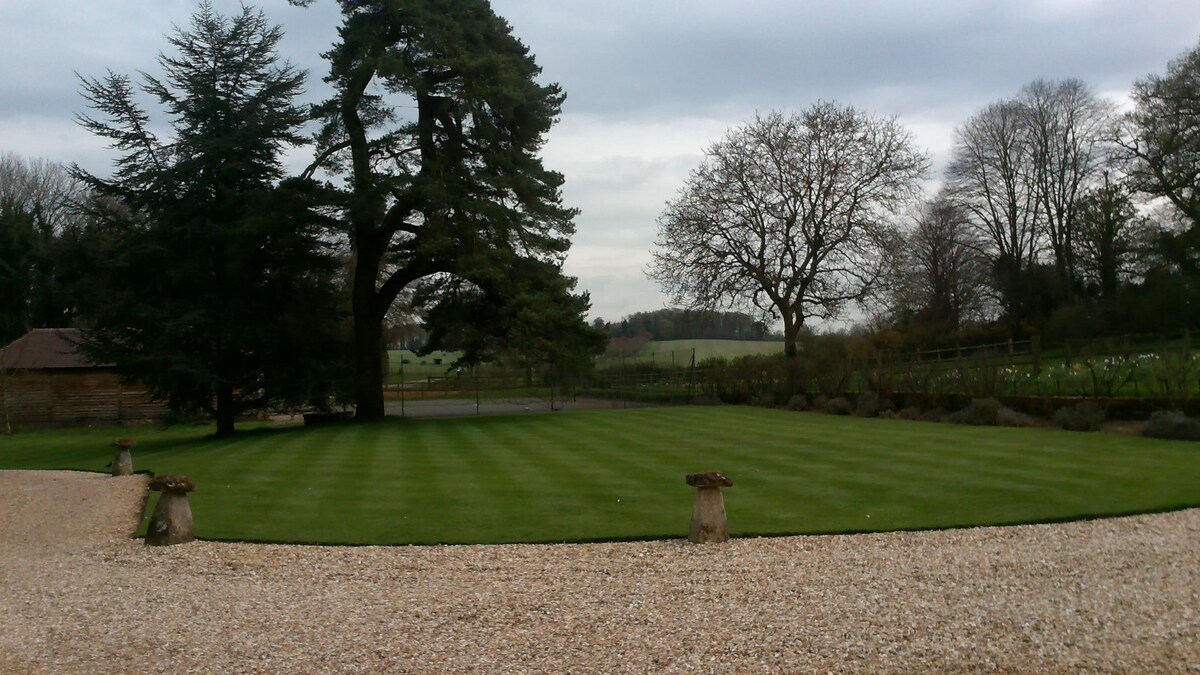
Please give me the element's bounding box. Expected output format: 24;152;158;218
689;348;696;403
1031;335;1042;376
621;354;627;409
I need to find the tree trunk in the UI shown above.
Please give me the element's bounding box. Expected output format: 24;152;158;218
215;383;236;437
782;315;800;359
1099;238;1118;299
1054;253;1074;303
354;316;386;421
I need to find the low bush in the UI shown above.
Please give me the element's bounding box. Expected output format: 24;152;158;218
1142;410;1200;441
855;393;894;418
1053;401;1106;432
786;394;808;411
823;397;853;416
896;406;922;421
997;407;1037;427
749;393;776;408
920;407;946;422
949;398;1003;426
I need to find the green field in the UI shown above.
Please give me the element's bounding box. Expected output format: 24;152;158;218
2;407;1196;545
386;349;461;381
624;339;785;364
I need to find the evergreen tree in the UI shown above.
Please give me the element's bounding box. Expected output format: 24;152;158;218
71;2;345;435
294;0;582;420
419;255;607;379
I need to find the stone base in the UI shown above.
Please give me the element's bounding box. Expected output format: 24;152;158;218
146;492;194;546
688;486;729;543
112;449;133;477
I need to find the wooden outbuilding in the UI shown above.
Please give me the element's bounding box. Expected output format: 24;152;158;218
0;329;168;428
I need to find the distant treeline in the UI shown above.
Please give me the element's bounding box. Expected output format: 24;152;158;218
594;309;781;342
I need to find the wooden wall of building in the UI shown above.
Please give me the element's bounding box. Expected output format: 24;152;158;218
0;369;169;428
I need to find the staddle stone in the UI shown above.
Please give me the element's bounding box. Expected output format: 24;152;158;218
110;438;135;477
686;471;732;544
145;475;196;546
686;471;733;488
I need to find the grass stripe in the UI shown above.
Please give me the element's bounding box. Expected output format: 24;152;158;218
2;406;1198;545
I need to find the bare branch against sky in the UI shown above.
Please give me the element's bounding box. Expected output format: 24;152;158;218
2;1;1198;322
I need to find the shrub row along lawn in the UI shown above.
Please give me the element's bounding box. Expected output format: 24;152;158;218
1;407;1197;545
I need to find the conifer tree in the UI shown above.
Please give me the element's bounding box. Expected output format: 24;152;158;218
73;2;344;435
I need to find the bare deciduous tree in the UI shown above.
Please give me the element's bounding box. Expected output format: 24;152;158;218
1074;171;1151;298
888;195;992;338
1019;79;1114;296
946;100;1043;336
649;104;928;357
0;153;79;230
0;153;82;344
1119;40;1200;228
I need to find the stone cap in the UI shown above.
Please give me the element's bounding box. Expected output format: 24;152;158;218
686;471;733;488
111;438;137;449
149;475;195;494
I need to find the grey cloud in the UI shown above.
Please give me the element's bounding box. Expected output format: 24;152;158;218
498;0;1200;120
4;0;1200;323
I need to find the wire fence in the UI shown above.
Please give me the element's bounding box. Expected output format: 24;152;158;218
380;349;701;417
378;332;1198;418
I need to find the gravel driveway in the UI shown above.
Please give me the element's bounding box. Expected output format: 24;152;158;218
1;470;1197;673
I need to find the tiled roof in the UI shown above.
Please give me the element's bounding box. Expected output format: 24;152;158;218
0;329;111;370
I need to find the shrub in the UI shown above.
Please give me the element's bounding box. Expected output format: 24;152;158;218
1142;410;1200;441
691;395;720;406
949;398;1003;426
855;393;893;418
1053;401;1106;432
996;407;1037;427
749;393;776;408
786;394;808;411
896;406;922;421
823;397;853;415
919;407;946;422
813;394;830;411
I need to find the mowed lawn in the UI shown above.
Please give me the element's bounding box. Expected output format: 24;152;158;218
1;407;1197;545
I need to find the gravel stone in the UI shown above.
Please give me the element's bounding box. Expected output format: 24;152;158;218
1;470;1197;673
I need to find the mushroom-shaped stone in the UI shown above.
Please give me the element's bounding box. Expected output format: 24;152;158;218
685;471;732;544
145;475;196;546
686;471;733;489
110;438;136;477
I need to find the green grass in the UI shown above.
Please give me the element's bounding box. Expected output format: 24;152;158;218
1;407;1197;545
386;349;461;381
637;339;785;363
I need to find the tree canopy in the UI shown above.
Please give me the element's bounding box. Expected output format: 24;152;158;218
1121;39;1200;229
650;104;928;358
0;154;79;345
297;0;588;420
71;2;345;435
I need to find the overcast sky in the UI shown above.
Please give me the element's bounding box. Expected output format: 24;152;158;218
2;1;1199;323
